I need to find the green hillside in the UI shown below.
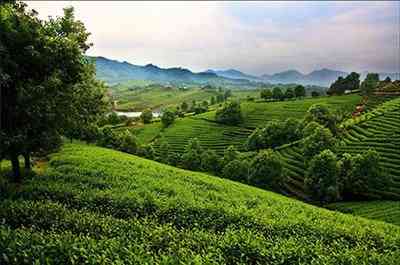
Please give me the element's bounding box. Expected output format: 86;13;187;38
326;201;400;226
277;96;400;200
1;143;399;264
135;95;361;154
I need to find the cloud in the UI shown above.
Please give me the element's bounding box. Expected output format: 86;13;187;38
25;1;399;75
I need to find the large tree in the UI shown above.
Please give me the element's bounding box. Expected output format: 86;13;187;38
0;2;107;181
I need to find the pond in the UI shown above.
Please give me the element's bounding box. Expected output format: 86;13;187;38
114;111;161;118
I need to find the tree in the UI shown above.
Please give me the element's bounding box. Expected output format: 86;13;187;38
361;73;379;95
351;149;385;194
222;159;250;183
272;87;284;101
246;128;263;151
311;91;320;97
158;140;170;164
201;149;221;174
140;109;153;124
222;145;239;166
260;89;272;100
285;88;295;99
117;130;138;154
305;104;336;133
215;101;242;125
249;150;283;189
180;102;188;112
181;138;203;170
161;109;175;127
328;72;360;95
0;3;107;181
223;90;232;101
302;121;324;138
337;153;354;199
302;127;335;160
305;149;339;203
294;85;306;98
210;96;216;105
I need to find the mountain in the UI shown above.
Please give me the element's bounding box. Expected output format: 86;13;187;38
90;56;253;86
205;69;261;81
261;69;349;86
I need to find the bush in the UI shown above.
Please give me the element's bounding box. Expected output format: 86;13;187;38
305;149;339;203
249;150;282;188
302;127;336;161
181;138;203;171
117;130;138;154
161;110;175;128
222;159;250;183
140;109;153;124
215;101;242;125
222;145;239;166
201;149;221;174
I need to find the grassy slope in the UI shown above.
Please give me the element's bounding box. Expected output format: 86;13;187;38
0;143;399;264
140;95;361;154
326;201;400;226
277;96;400;200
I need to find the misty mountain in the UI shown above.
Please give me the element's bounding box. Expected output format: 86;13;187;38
89;56;254;86
205;69;261;81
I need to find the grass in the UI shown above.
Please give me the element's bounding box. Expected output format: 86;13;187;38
326;201;400;226
0;143;399;264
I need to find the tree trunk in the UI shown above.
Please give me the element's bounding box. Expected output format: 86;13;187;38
11;154;21;183
24;152;31;171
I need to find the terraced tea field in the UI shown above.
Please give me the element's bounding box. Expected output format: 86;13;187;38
1;143;399;264
326;201;400;226
277;96;400;200
196;95;361;129
137;95;361;154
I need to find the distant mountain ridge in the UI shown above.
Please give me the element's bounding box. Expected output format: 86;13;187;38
90;56;253;86
90;56;398;87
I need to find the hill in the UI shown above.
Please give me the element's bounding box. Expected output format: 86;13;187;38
137;95;361;154
90;56;255;87
204;69;262;81
0;143;399;264
261;69;348;86
277;96;400;200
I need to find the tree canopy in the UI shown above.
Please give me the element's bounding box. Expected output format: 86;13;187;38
0;3;107;181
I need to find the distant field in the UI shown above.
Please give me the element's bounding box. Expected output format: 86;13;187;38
277;96;400;200
135;95;361;154
326;201;400;226
1;143;398;263
196;94;361;129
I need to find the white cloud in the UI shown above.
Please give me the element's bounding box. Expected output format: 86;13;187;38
25;1;399;75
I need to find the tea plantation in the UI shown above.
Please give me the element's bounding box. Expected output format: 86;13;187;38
139;95;361;153
326;201;400;226
277;96;400;200
1;143;399;264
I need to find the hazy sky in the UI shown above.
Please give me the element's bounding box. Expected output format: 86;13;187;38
26;1;400;75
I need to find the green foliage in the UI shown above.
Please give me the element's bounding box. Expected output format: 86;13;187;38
361;73;380;95
272;87;284;100
1;143;399;264
246;118;302;150
328;72;360;95
302;127;336;160
311;91;320;97
215;101;242;125
180;101;189;112
222;159;250;183
249;150;283;189
294;85;306;98
181;138;203;170
305;104;337;133
260;89;272;100
305;149;339;203
140;109;153;124
161;109;175;128
201;149;221;174
0;3;107;180
284;88;295;99
302;121;324;138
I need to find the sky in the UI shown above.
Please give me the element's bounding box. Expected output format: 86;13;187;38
25;1;400;75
